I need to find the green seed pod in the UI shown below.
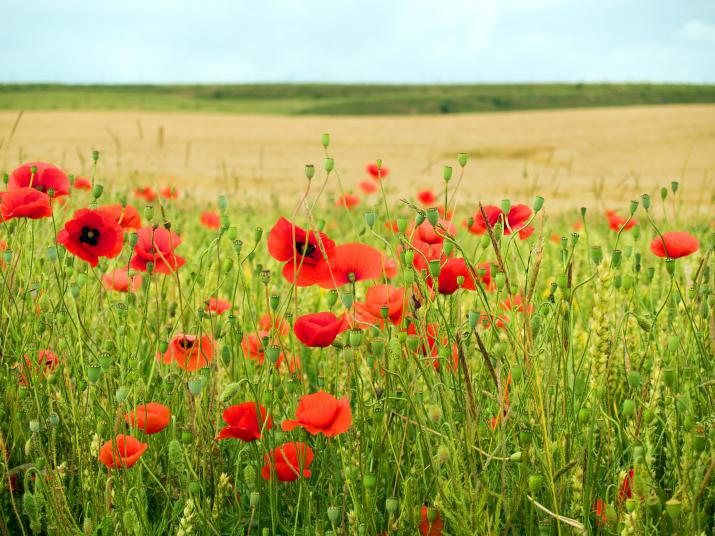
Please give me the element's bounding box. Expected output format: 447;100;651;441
495;272;506;290
511;366;523;382
324;157;334;173
640;193;651;210
626;370;642;388
443;165;452;182
265;345;281;364
29;419;40;433
671;180;679;193
340;292;353;309
665;258;675;276
611;249;622;269
115;386;130;404
501;199;511;216
662;368;676;388
622;274;634;290
426;208;439;226
362;474;377;489
406;335;420;353
87;364;102;384
220;382;241;403
415;212;425;226
509;451;522;462
528;474;544;494
364;210;376;228
327;506;341;525
92;184;104;199
396;217;408;233
428;259;441;278
349;330;362;347
386;497;399;515
591;245;603;265
533;196;544;213
629;199;639;216
578;408;590;423
457;152;468;167
665;499;681;520
622;399;636;418
187;379;204;397
270;294;280;311
249;491;260;508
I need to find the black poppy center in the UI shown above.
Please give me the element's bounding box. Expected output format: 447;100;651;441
295;241;317;259
79;226;101;246
178;338;196;350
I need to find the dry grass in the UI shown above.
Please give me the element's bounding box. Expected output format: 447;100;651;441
1;105;714;214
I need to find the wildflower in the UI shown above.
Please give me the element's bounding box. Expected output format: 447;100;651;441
259;313;290;336
0;188;52;221
282;391;352;437
419;505;444;536
134;187;157;202
314;243;383;288
73;177;91;190
102;268;142;292
129;226;186;274
160;186;179;199
216;402;272;442
9;162;70;197
294;312;347;347
359;180;377;194
606;210;636;232
98;435;148;469
335;194;360;209
206;297;231;315
19;350;59;386
650;232;699;258
261;442;314;482
353;284;405;328
417;189;437;206
200;211;221;229
100;204;142;230
267;217;335;286
57;208;124;267
436;258;477;295
125;403;171;434
466;204;533;239
158;334;214;371
367;162;389;180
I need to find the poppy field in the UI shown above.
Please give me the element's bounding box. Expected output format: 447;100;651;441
0;137;713;536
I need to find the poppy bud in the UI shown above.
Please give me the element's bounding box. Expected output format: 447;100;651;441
360;210;376;229
363;474;377;489
528;474;543;494
495;272;506;290
29;419;40;433
187;379;204;397
626;370;642;388
427;207;439;226
397;217;408;233
324;158;334;173
665;258;675;277
115;386;130;404
327;506;341;525
556;274;568;289
622;399;636;418
386;497;399;515
91;184;103;199
437;444;450;462
629;200;639;216
671;180;679;193
2;173;7;185
501;199;511;216
533;196;544;213
428;404;442;422
511;366;523;382
641;193;651;210
662;368;676;388
509;451;522;462
440;165;452;183
415;212;425;226
457;152;468;167
428;259;441;278
340;292;353;309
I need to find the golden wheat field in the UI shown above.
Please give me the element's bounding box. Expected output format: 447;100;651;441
1;104;714;213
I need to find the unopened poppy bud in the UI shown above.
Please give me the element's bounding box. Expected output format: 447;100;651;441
641;193;651;210
591;245;603;265
528;474;543;494
415;212;425;226
364;210;376;228
91;149;100;162
622;274;634;290
362;474;377;489
443;165;452;182
115;386;130;403
327;506;341;525
340;292;353;309
92;184;103;199
29;419;40;433
437;444;450;462
457;152;468;167
428;259;441;278
349;330;362;347
428;404;442;422
627;370;642;388
629;200;639;216
533;196;544;213
321;133;330;149
253;227;263;244
671;180;679;193
610;249;622;268
495;272;506;290
509;451;522;462
622;399;636;417
427;207;439;226
324;157;334;173
2;173;7;185
665;258;675;276
396;217;408;233
501;199;511;215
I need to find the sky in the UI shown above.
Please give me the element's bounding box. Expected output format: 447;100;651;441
1;0;714;84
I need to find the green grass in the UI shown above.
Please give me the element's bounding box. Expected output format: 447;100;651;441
2;83;715;115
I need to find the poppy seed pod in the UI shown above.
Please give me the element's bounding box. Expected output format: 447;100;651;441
528;474;543;494
533;196;544;213
386;497;399;515
187;379;204;397
327;506;341;525
415;212;425;226
324;158;334;173
87;364;102;384
428;259;441;278
29;419;40;433
115;386;130;404
426;208;439;226
665;258;675;276
304;164;315;180
340;292;353;309
362;474;377;489
671;180;679;193
443;165;453;181
396;217;408;233
457;152;468;167
349;330;362;347
250;491;260;508
321;133;330;148
629;200;639;216
495;272;506;290
501;199;511;216
641;194;651;210
364;210;376;228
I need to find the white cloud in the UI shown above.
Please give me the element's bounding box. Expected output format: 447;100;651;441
680;19;715;45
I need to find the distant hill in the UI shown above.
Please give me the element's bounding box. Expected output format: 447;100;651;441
2;83;715;115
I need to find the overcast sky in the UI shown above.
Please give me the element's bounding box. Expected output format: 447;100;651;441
1;0;714;84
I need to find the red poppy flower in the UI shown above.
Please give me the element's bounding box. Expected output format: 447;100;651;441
367;163;389;180
619;468;635;501
476;262;494;290
382;256;399;279
606;210;636;232
478;311;510;330
282;391;352;437
406;322;440;355
259;313;290;336
129;226;186;274
417;189;437;206
436;206;454;220
261;442;313;482
593;498;608;526
217;402;272;442
19;349;59;386
73;177;91;190
98;435;148;469
650;231;699;258
100;204;141;230
314;243;383;289
200;211;221;229
102;268;142;292
124;403;171;434
267;217;335;286
410;218;456;245
408;239;446;273
241;331;295;371
353;284;405;328
294;312;347;347
57;208;124;267
336;194;360;209
8;162;70;197
437;258;478;295
158;334;214;371
0;187;52;221
359;180;377;194
160;186;179;199
206;297;231;315
134;187;157;202
466;204;533;239
419;506;444;536
500;294;534;314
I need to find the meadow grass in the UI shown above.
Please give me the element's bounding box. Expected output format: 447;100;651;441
2;83;715;115
0;140;713;536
